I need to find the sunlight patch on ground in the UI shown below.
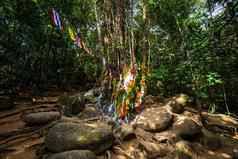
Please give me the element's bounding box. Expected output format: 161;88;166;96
221;153;232;158
208;150;215;155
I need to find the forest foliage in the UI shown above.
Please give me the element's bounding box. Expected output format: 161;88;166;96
0;0;238;114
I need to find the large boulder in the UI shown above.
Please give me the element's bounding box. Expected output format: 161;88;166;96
134;107;173;132
45;122;114;154
0;96;15;110
47;150;96;159
168;94;189;114
23;111;61;125
173;116;201;140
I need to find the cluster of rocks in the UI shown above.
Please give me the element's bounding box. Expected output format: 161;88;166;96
126;94;238;159
17;89;110;159
126;95;202;158
21;89;100;126
19;90;238;159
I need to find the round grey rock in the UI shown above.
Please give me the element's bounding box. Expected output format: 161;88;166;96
169;100;184;114
77;104;100;119
23;111;60;125
169;94;189;114
135;107;173;132
45;122;114;154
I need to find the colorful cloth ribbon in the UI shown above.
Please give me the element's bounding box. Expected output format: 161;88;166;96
115;65;137;119
50;8;63;31
135;75;146;113
116;64;146;119
68;26;76;41
67;25;83;48
123;65;136;93
75;33;83;48
48;8;92;55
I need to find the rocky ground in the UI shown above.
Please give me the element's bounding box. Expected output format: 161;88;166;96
1;89;238;159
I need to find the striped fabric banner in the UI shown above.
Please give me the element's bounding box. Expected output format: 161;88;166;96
68;26;76;41
50;8;63;31
75;35;83;48
48;8;91;54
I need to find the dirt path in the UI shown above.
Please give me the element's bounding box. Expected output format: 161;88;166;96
0;90;69;159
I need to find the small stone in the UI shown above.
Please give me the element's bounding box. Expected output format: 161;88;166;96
169;94;189;114
170;101;184;114
23;111;60;125
78;104;100;119
175;94;189;106
47;150;96;159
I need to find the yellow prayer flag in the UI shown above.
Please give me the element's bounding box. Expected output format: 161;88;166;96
68;26;76;41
